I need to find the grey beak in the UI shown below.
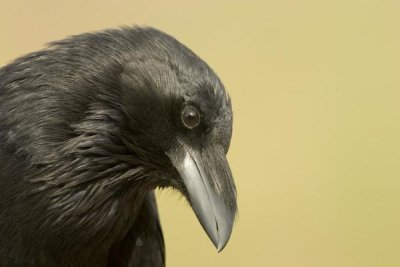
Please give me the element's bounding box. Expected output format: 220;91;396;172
167;140;237;251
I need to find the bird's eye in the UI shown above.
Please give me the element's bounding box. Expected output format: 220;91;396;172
181;105;200;129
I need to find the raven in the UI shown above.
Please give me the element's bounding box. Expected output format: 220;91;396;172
0;27;237;266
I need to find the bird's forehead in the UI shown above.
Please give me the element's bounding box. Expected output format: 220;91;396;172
122;52;230;106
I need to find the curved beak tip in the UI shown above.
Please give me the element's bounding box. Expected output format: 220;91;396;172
204;208;234;252
218;225;234;252
216;236;229;252
208;232;227;253
207;228;230;252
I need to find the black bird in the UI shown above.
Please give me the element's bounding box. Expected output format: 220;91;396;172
0;26;237;266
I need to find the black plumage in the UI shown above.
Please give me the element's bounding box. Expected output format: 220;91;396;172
0;26;237;266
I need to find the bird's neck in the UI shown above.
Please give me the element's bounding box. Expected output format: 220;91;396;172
2;137;159;265
1;101;167;264
12;172;153;265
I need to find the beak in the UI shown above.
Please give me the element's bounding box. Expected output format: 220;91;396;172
166;140;237;252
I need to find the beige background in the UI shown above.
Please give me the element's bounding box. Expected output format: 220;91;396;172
1;1;400;266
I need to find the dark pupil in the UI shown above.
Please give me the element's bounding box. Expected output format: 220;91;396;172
182;106;200;128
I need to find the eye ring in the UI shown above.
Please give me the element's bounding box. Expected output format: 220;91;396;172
181;105;201;129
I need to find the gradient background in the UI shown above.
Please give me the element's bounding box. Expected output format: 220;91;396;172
1;1;400;266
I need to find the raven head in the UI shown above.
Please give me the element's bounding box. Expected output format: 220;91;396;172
116;28;237;251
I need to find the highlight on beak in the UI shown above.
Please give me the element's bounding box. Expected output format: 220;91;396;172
166;140;237;251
